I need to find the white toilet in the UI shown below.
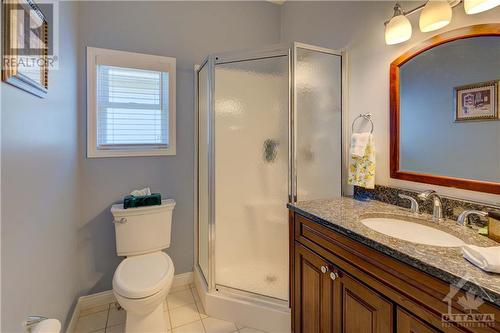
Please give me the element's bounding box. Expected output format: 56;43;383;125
111;199;176;333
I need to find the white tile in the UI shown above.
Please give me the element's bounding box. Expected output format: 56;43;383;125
195;302;208;319
239;328;266;333
75;310;108;333
80;304;110;317
168;289;196;309
107;303;126;327
170;284;191;293
172;320;205;333
170;303;201;328
105;324;124;333
202;317;237;333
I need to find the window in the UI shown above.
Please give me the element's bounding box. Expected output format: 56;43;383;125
87;47;176;157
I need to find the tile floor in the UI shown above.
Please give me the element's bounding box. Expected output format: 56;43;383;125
74;285;266;333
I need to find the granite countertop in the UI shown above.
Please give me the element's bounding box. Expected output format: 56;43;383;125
288;197;500;306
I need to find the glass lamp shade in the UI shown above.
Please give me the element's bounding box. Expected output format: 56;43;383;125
385;14;412;45
419;1;452;32
464;0;500;14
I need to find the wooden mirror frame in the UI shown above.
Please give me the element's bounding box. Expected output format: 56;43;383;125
390;23;500;195
1;0;49;97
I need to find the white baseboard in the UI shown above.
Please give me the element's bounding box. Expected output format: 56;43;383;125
170;271;193;291
66;271;194;333
79;290;117;310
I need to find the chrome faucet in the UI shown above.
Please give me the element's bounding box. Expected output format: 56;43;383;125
457;210;488;227
417;190;444;221
398;193;419;214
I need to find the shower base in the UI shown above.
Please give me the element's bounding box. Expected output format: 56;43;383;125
216;260;288;301
194;267;291;333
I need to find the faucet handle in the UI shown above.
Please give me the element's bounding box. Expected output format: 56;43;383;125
417;189;436;200
457;210;488;227
398;194;419;214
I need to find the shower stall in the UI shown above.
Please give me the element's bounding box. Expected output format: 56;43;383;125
194;43;343;332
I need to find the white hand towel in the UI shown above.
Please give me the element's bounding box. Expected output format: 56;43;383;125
462;245;500;273
350;132;371;158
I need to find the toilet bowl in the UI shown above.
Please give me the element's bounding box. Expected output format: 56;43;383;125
113;252;174;332
111;199;176;333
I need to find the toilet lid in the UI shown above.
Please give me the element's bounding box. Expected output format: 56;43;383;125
113;252;174;299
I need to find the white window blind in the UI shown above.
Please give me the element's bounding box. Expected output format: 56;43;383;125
97;65;169;148
87;47;176;158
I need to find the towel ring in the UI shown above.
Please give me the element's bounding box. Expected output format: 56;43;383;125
352;113;374;134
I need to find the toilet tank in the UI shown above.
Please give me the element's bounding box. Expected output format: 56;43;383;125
111;199;176;256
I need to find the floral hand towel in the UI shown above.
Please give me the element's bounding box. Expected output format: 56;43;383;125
348;133;375;189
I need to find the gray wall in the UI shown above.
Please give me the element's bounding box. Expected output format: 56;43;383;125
400;37;500;182
1;2;80;332
77;1;282;295
280;1;383;50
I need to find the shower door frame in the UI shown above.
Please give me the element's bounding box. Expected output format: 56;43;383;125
194;42;344;305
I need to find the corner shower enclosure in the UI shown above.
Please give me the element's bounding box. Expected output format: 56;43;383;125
195;43;343;332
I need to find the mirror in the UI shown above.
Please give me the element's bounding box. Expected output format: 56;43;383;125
390;24;500;194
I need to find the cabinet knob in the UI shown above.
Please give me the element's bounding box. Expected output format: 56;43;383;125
320;266;329;274
330;271;339;280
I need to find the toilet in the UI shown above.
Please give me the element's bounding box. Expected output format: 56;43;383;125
111;199;176;333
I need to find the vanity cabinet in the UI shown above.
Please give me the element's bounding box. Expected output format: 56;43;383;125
290;212;500;333
295;243;392;333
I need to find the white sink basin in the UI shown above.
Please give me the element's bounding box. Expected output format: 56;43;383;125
361;217;465;247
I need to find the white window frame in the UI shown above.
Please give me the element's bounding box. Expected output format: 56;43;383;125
87;47;176;158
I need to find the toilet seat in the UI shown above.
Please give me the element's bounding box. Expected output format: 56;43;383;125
113;252;174;299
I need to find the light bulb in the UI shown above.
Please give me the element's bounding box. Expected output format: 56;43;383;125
464;0;500;14
419;1;452;32
385;14;412;45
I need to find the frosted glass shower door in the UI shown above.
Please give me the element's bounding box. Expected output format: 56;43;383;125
214;56;289;301
295;47;342;201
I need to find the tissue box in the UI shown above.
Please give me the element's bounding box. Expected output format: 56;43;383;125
123;193;162;209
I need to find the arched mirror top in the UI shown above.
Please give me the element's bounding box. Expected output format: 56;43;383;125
390;24;500;194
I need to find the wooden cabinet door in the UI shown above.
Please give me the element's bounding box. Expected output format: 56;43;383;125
333;271;393;333
397;309;442;333
294;243;334;333
397;308;468;333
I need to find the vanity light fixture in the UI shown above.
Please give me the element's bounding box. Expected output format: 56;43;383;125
419;0;453;32
464;0;500;14
385;3;413;45
384;0;498;45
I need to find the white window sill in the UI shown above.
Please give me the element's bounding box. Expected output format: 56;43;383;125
87;148;176;158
